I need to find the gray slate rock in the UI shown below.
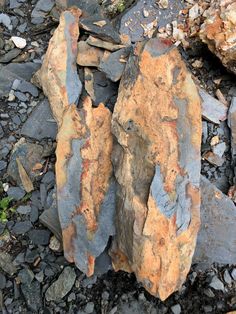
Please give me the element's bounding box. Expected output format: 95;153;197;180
80;14;121;44
31;0;55;24
84;302;94;314
45;266;76;302
28;229;51;245
12;221;32;235
18;268;34;284
0;160;7;171
10;0;22;9
17;80;38;97
0;273;6;289
17;205;31;215
209;276;225;292
231;268;236;280
0;252;17;275
193;176;236;268
0;13;12;30
7;186;25;201
199;88;227;124
171;304;181;314
228;97;236;157
99;47;131;82
21;280;41;312
56;0;101;16
0;62;40;97
21;99;57;141
0;48;21;63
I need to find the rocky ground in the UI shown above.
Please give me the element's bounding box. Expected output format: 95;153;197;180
0;0;236;313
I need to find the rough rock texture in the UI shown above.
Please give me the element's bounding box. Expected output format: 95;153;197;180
228;97;236;157
38;8;116;276
110;38;202;300
199;0;236;74
77;41;105;67
36;8;82;125
194;176;236;268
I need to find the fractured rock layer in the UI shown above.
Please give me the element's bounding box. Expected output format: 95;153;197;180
110;38;202;300
38;8;115;276
199;0;236;74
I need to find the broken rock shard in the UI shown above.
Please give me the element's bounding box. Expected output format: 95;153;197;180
37;8;82;124
57;97;115;276
110;38;201;300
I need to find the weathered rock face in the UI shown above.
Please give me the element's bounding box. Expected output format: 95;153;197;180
199;0;236;74
38;8;115;276
110;38;202;300
194;176;236;268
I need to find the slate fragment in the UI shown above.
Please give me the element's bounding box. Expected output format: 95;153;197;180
0;48;21;63
87;35;125;52
110;38;201;300
55;0;101;17
77;41;105;67
99;47;131;82
228;97;236;157
79;14;121;44
193;176;236;268
21;280;42;312
199;88;228;124
21;99;57;141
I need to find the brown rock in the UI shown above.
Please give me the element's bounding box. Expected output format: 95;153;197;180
36;8;82;124
199;0;236;74
110;38;201;300
87;36;126;52
77;41;105;67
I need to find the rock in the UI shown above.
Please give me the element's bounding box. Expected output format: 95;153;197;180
21;99;57;141
0;62;40;98
24;249;39;264
18;268;34;284
31;0;55;24
77;41;105;67
110;38;201;300
21;280;41;311
12;221;32;235
193;176;236;268
87;35;125;52
203;151;225;167
231;268;236;280
0;48;21;63
39;8;116;276
55;0;101;17
7;186;25;201
16;157;34;193
0;161;7;171
17;80;38;96
84;302;94;314
36;8;82;124
79;14;121;44
0;252;17;275
99;47;131;82
10;36;26;49
35;270;44;283
199;0;236;74
10;0;21;9
28;229;51;245
16;205;31;215
84;67;117;108
49;235;62;252
171;304;181;314
209;276;225;292
45;266;76;302
228;97;236;157
119;0;184;42
199;88;227;124
224;270;232;285
0;273;6;289
212;142;226;158
7;138;44;187
0;13;12;30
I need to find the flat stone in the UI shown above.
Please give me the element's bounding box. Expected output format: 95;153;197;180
0;13;12;30
18;268;34;284
10;0;22;9
223;270;232;285
209;276;225;292
212;142;226;158
199;88;227;124
0;273;6;289
7;186;25;200
84;302;94;314
0;62;40;97
204;151;225;167
21;99;57;141
119;0;183;42
17;80;38;96
79;14;121;44
193;176;236;268
231;268;236;280
110;38;201;301
0;49;21;63
12;221;32;235
99;47;131;82
7;138;44;187
17;205;31;215
0;252;17;275
21;280;41;312
77;41;105;67
31;0;55;22
87;35;126;52
228;97;236;157
55;0;101;16
28;229;51;245
0;160;7;171
171;304;181;314
45;266;76;302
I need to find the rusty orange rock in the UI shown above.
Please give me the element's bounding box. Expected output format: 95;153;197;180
199;0;236;74
110;38;202;300
77;41;106;67
38;8;115;276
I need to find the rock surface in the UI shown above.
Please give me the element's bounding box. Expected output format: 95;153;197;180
194;176;236;268
228;97;236;157
199;0;236;74
77;41;105;67
110;38;202;300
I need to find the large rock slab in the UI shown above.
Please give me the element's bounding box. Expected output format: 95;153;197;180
199;0;236;74
110;38;202;300
194;176;236;268
38;8;116;276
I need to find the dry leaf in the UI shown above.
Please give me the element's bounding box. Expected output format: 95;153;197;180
16;158;34;192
